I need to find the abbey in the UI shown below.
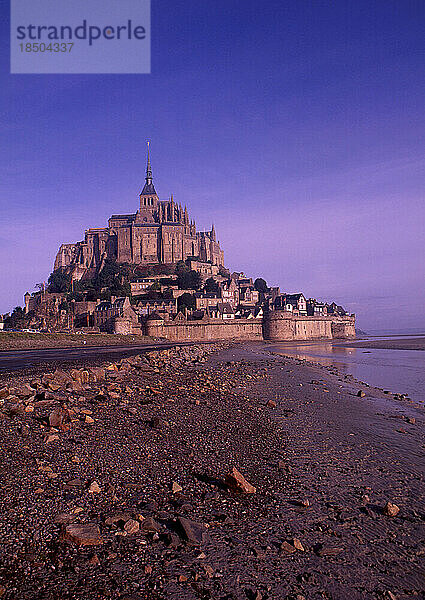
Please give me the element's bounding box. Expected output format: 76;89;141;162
54;145;224;278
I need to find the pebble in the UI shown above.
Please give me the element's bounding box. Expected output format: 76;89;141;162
62;524;103;546
224;467;256;494
383;501;400;517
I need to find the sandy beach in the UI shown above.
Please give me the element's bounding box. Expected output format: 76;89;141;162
0;342;424;599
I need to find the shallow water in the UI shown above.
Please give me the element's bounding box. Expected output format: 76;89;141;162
266;336;425;403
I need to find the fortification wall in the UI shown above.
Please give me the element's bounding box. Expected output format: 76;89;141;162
122;311;355;342
262;312;355;341
331;318;356;339
144;318;263;342
113;317;143;335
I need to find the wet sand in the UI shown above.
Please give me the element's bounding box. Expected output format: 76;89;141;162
0;342;424;599
342;337;425;351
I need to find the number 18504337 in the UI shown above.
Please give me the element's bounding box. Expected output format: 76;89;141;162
19;42;74;52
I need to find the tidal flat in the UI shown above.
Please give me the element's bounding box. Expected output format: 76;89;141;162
344;336;425;351
0;342;423;599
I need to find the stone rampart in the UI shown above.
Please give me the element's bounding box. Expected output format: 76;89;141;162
118;310;355;342
262;311;355;341
144;317;263;342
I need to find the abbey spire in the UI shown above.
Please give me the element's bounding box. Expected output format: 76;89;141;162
140;141;157;196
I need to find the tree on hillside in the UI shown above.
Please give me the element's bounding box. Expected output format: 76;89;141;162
177;293;195;311
4;306;30;329
175;260;188;275
95;260;131;298
205;277;219;293
176;266;202;290
48;269;72;293
254;277;268;293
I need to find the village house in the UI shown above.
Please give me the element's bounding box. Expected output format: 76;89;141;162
216;302;235;319
71;300;98;328
235;306;263;319
93;297;138;332
195;292;221;310
285;293;307;315
273;296;293;312
134;298;177;316
306;299;327;316
238;285;259;306
326;302;347;316
218;279;239;307
130;278;158;294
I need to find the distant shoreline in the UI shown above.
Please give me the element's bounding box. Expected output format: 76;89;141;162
342;337;425;351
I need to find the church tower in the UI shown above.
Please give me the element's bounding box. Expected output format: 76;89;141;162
137;142;159;222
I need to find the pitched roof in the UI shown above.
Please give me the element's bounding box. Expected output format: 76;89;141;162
140;182;157;196
217;302;234;314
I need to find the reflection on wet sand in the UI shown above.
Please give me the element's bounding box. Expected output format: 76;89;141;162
265;339;425;403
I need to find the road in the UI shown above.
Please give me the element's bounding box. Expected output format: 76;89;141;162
0;342;183;373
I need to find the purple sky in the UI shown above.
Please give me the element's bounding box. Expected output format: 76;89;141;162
1;1;424;331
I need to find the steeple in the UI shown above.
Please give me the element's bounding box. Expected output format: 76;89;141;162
140;140;157;196
146;140;152;184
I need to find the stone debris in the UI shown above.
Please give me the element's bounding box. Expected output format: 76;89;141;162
224;467;256;494
124;519;140;534
292;538;305;551
177;516;209;545
172;481;183;493
88;480;101;494
383;501;400;517
0;341;422;599
62;524;103;546
280;541;297;554
49;406;71;430
104;512;131;526
315;545;343;557
140;517;161;534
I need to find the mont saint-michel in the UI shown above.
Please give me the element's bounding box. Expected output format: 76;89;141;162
12;147;355;342
54;145;224;274
2;5;424;600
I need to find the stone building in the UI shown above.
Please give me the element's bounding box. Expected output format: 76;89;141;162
54;144;224;278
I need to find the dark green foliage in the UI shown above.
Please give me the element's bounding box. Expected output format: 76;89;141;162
204;277;219;293
175;260;188;275
4;306;30;329
177;293;195;311
61;260;132;302
72;279;99;301
254;277;268;293
159;277;176;286
175;261;202;290
219;266;230;278
67;292;84;302
134;264;174;277
48;269;72;293
145;290;163;301
96;260;131;296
